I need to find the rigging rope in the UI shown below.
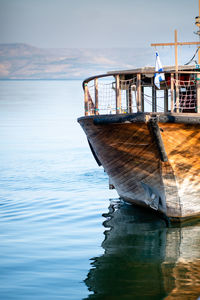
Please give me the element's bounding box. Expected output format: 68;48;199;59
184;47;199;65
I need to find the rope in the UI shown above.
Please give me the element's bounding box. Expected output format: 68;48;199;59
86;76;197;115
174;78;196;111
184;47;199;65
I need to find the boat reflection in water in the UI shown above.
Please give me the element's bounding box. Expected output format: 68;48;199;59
84;200;200;299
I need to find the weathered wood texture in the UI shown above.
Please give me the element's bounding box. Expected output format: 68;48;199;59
79;117;166;215
78;113;200;220
94;78;99;115
160;122;200;219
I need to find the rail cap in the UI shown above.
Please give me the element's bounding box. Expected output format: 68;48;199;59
107;65;197;75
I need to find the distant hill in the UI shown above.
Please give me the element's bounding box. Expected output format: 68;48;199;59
0;43;154;80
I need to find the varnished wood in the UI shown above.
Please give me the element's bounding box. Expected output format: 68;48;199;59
83;69;200;88
80;1;200;220
175;30;178;73
78;113;200;220
148;118;168;162
136;73;142;112
151;41;200;47
80;61;200;220
175;73;179;113
159;122;200;218
174;30;179;113
94;78;98;115
84;83;89;116
199;0;200;22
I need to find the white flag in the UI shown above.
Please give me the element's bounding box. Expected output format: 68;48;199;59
154;51;165;89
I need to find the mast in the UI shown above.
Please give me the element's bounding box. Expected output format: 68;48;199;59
151;33;200;70
151;0;200;113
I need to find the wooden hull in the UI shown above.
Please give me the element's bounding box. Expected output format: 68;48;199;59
78;113;200;221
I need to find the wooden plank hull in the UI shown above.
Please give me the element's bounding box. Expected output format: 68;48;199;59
78;113;200;221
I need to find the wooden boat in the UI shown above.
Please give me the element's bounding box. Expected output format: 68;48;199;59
78;19;200;222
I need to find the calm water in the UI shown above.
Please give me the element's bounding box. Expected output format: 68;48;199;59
0;80;199;300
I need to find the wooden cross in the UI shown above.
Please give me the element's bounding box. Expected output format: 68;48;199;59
151;0;200;70
150;0;200;113
151;29;200;72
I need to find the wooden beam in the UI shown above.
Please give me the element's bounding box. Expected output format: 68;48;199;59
84;83;89;116
94;78;99;115
136;73;142;112
199;0;200;18
115;75;121;114
175;30;178;73
151;41;200;47
175;74;179;113
175;71;200;74
164;89;169;112
174;30;179;112
175;88;180;113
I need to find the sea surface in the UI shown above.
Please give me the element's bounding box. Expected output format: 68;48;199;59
0;80;199;300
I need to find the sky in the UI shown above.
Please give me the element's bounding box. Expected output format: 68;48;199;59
0;0;199;49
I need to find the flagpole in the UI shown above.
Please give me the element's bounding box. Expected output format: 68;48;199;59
175;30;178;72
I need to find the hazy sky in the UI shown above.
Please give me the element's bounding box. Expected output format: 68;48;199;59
0;0;198;48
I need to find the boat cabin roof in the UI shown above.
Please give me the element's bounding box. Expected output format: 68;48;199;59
83;65;198;86
107;65;196;75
